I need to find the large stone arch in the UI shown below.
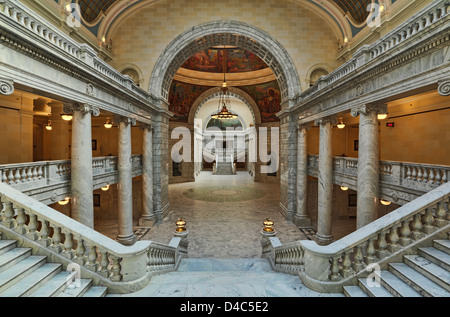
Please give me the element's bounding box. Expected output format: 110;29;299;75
149;21;301;105
188;87;262;126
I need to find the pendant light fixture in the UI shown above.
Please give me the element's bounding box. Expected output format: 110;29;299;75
210;47;238;120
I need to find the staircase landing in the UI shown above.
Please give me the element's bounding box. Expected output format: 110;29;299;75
108;258;344;297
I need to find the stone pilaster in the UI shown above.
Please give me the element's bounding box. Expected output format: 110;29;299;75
139;123;156;227
314;116;337;245
351;104;387;229
64;103;99;229
294;123;312;228
115;116;137;245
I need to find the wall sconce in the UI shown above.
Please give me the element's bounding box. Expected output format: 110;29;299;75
380;199;391;206
104;120;113;129
61;113;73;121
377;113;388;120
58;197;70;206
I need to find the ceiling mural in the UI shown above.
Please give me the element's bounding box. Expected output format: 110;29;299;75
77;0;118;23
181;49;269;74
168;80;281;124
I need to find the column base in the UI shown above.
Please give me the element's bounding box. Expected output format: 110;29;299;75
116;233;138;246
314;233;334;246
293;215;311;228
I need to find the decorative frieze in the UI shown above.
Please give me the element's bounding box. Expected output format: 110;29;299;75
0;78;14;95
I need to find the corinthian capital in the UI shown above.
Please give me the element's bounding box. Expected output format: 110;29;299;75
438;81;450;96
351;104;387;117
63;103;100;117
0;78;14;96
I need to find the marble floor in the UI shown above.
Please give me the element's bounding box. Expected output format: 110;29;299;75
96;171;356;257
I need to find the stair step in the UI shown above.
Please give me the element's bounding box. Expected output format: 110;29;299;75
30;271;72;297
0;256;47;293
0;240;17;255
0;263;61;297
358;278;394;297
434;240;450;255
343;286;369;297
376;270;421;297
403;255;450;291
58;279;92;297
419;247;450;271
83;286;108;297
389;263;450;297
0;248;32;273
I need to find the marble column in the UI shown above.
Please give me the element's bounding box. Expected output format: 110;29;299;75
116;116;137;245
351;104;387;229
294;124;311;228
314;117;337;245
64;103;99;229
139;124;155;227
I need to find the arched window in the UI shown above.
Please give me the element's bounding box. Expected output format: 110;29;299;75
309;68;329;87
121;68;141;87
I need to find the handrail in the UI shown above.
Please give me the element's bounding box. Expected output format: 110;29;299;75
262;181;450;293
0;181;188;293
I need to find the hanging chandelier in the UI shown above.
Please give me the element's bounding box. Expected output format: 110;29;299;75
210;48;238;120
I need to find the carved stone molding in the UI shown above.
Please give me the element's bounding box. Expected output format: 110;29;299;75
114;116;137;126
298;123;312;132
86;83;95;96
438;81;450;96
314;116;338;126
63;103;100;117
351;104;387;117
0;78;14;96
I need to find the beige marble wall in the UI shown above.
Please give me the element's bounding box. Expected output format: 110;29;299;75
110;0;340;93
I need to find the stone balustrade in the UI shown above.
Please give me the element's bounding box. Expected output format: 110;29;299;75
0;155;142;204
263;181;450;293
307;155;450;204
0;181;188;294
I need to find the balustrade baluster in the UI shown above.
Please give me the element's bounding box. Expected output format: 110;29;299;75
434;199;447;228
99;250;110;278
50;225;63;253
328;257;341;281
376;231;389;259
75;238;86;265
2;201;14;229
62;232;74;259
14;207;27;234
110;255;122;282
352;245;364;272
405;166;411;180
39;219;51;247
8;170;15;184
26;167;32;182
14;168;21;183
364;238;377;264
1;170;7;183
387;225;401;253
411;213;425;240
414;167;420;181
26;213;38;240
86;244;98;272
340;252;354;278
21;168;27;183
399;219;412;246
422;207;436;234
423;168;429;183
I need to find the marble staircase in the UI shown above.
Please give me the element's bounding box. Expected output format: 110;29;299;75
344;239;450;297
0;233;107;297
214;161;234;175
109;258;343;297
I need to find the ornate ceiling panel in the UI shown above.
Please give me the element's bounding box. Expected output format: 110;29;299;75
78;0;118;23
331;0;373;24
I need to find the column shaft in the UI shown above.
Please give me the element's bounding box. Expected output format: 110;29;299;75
357;111;380;229
316;120;334;245
117;120;137;245
71;109;94;228
140;126;155;226
294;126;311;227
